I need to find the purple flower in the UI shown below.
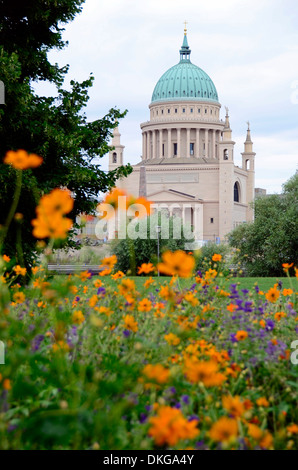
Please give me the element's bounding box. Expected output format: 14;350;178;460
139;413;147;423
97;287;106;296
31;334;44;352
266;319;275;331
181;394;190;404
123;329;130;337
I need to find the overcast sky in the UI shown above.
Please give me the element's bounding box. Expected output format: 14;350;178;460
34;0;298;194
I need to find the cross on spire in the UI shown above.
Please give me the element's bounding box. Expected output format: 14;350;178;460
183;20;188;35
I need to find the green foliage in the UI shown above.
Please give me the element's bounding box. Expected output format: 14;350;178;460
111;212;192;274
228;173;298;277
195;243;230;274
0;1;132;268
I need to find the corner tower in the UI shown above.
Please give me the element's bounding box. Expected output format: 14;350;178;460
108;126;125;172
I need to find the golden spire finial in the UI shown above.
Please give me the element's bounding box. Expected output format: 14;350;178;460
183;20;188;35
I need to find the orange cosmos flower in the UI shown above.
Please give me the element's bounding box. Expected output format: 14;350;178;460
265;286;280;303
282;263;294;272
184;358;226;387
4;149;43;170
148;406;199;446
164;333;180;346
13;292;26;304
209;417;238;443
72;310;85;325
142;364;170;384
212;254;222;262
222;395;245;418
93;279;102;288
128;196;153;217
158;250;195;278
111;271;125;279
282;288;293;296
80;270;91;281
123;314;138;332
98;306;113;317
101;188;127;210
138;263;155;275
235;330;248;341
32;189;73;239
204;268;217;280
184;291;199;306
138;298;152;312
256;397;269;408
118;278;136;296
287;424;298;434
2;255;10;262
13;265;27;276
227;303;238;313
159;285;175;301
101;255;117;269
144;277;155;288
274;311;286;321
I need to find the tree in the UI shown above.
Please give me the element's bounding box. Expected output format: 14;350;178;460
0;1;132;267
228;172;298;277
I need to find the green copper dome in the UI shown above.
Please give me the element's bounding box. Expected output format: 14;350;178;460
151;33;219;104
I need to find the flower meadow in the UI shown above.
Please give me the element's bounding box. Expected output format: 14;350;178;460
0;150;297;450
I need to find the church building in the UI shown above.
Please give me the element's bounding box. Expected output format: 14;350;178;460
108;29;256;243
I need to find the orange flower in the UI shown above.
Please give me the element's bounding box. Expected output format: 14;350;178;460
265;286;280;303
227;304;238;313
142;364;170;384
158;250;195;278
2;255;10;262
3;379;11;391
222;395;245;418
98;306;113;317
13;265;27;276
80;270;91;281
123;314;138;332
72;310;85;325
129;196;153;217
118;278;136;296
111;271;125;279
12;292;26;304
101;255;117;269
32;189;73;239
164;333;180;346
184;358;226;387
144;277;155;288
4;149;43;170
204;268;217;280
93;279;103;288
184;291;199;306
138;298;152;312
282;263;294;272
99;268;112;276
89;295;98;308
212;254;222;262
287;424;298;434
138;263;155;275
274;311;286;321
148;406;199;446
100;188;127;211
256;397;269;408
282;288;293;296
209;417;238;443
235;330;248;341
159;285;175;301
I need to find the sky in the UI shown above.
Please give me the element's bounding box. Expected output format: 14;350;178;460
34;0;298;194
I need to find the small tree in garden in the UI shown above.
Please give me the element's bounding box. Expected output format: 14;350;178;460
111;212;193;275
228;172;298;277
0;0;132;268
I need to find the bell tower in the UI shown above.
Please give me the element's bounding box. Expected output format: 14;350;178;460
242;122;256;222
109;126;125;172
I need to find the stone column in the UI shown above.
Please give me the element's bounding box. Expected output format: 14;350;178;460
186;128;190;158
213;130;216;159
159;129;163;158
147;131;150;159
177;128;181;158
196;128;200;158
142;133;146;160
167;129;171;158
152;130;156;159
205;129;209;158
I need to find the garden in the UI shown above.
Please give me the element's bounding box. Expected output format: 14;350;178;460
0;151;297;450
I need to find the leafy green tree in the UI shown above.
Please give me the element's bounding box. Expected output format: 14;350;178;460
0;1;132;267
228;172;298;277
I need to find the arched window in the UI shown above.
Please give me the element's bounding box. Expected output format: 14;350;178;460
112;152;117;163
234;182;240;203
224;149;229;160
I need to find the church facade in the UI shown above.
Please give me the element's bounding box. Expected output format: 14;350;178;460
108;31;256;243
